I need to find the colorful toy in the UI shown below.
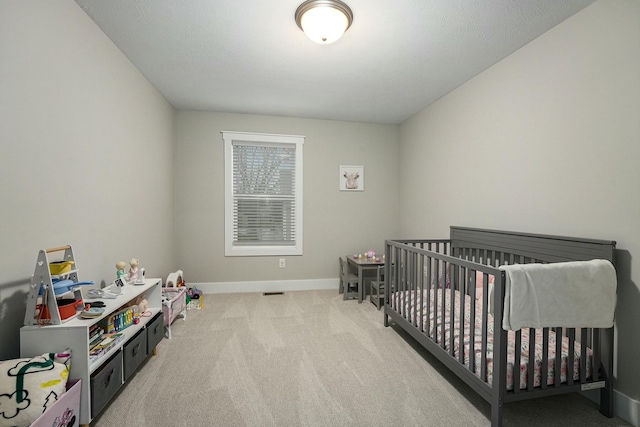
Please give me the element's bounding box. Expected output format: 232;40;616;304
187;286;202;299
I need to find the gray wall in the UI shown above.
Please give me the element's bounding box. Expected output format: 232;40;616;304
174;111;400;285
399;0;640;412
0;1;176;359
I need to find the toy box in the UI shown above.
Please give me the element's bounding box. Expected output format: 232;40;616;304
187;293;204;310
30;379;80;427
185;285;204;310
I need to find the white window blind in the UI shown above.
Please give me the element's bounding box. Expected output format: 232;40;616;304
223;132;304;256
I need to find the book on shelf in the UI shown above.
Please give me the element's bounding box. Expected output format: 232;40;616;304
88;333;124;365
89;331;104;350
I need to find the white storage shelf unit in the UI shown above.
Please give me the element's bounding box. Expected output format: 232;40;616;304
20;278;163;426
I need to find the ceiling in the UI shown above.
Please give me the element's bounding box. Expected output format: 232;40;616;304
74;0;597;125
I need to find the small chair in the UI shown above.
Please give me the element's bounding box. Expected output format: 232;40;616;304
339;257;360;300
370;265;385;309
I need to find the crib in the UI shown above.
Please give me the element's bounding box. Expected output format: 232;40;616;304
383;227;616;427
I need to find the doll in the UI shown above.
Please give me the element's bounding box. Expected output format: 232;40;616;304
127;258;140;282
116;261;127;279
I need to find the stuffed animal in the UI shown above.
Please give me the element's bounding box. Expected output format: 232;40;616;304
134;294;149;313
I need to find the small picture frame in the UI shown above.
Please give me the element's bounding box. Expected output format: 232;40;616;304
339;165;364;191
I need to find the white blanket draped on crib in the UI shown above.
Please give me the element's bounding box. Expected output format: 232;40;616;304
500;259;617;331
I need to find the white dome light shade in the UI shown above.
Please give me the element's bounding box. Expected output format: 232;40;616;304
295;0;353;44
300;6;348;44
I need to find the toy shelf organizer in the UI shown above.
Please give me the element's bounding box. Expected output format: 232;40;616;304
24;245;84;326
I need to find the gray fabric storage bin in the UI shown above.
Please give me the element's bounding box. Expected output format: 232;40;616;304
123;328;147;381
90;350;123;418
146;312;164;353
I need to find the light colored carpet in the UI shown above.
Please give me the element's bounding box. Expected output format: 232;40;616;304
92;290;631;426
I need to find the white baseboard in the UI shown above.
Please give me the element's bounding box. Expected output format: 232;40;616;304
614;389;640;426
583;388;638;426
192;278;339;294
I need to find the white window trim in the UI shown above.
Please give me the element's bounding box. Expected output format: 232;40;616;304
222;131;304;256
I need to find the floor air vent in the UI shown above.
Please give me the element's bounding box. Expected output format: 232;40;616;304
263;292;284;296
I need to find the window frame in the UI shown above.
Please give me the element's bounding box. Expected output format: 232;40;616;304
222;131;304;257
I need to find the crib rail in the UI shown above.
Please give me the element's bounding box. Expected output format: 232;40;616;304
384;230;615;426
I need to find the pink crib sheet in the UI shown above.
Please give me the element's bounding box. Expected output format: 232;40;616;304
391;289;592;390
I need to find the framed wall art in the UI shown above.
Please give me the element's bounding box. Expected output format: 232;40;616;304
339;165;364;191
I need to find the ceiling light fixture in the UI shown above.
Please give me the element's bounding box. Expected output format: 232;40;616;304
295;0;353;44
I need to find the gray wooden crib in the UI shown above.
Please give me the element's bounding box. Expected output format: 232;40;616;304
383;226;616;427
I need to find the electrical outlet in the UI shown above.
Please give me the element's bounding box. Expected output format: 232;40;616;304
279;258;285;268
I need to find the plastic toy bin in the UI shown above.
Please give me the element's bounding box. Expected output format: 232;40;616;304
30;379;81;427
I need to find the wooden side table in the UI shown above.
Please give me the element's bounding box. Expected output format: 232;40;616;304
346;256;384;303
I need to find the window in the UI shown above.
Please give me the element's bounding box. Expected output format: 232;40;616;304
222;131;304;256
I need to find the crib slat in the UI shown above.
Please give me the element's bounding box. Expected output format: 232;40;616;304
433;256;440;342
401;249;406;316
400;248;404;315
567;328;575;386
426;255;432;339
593;328;601;381
404;249;409;321
527;329;535;391
580;328;588;383
392;248;396;314
419;255;425;334
406;250;411;322
393;247;399;317
555;328;562;387
411;252;416;325
514;330;522;394
448;262;455;355
469;271;477;375
433;257;439;340
415;252;420;327
480;270;488;382
458;266;466;365
412;252;417;327
541;328;549;389
439;261;446;349
405;249;410;322
447;284;454;355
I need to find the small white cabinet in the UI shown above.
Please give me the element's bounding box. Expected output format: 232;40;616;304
20;278;163;426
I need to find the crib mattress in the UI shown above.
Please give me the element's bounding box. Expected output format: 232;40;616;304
391;289;592;391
